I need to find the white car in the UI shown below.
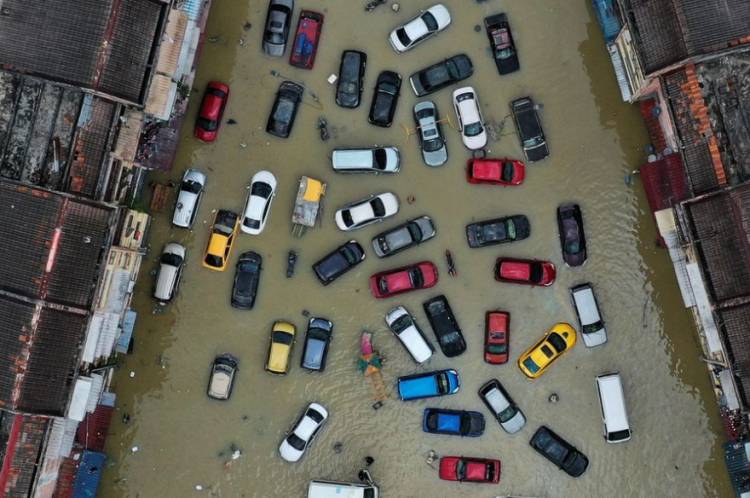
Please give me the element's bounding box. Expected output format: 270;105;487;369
335;192;399;231
241;170;277;235
388;4;451;53
452;87;487;150
279;402;328;462
385;306;433;363
172;169;206;228
478;379;526;434
332;147;400;174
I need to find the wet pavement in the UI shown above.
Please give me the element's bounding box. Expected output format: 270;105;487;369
101;0;734;497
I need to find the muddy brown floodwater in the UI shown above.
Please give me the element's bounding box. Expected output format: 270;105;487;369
101;1;734;497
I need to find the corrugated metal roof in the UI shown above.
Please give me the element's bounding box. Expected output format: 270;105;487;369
72;450;105;498
156;10;189;78
0;413;48;498
144;74;178;121
112;110;144;163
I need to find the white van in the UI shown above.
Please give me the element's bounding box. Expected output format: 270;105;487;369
595;372;631;443
571;283;607;347
308;473;378;498
331;147;400;173
153;243;186;303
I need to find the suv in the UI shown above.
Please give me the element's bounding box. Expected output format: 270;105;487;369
371;216;436;258
231;251;262;309
478;379;526;433
409;54;473;97
529;426;589;477
422;295;466;357
172;169;206;228
511;96;548;162
154;243;186;303
336;50;367;108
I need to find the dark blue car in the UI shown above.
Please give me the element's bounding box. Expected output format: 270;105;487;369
301;317;333;371
423;408;485;437
397;369;460;401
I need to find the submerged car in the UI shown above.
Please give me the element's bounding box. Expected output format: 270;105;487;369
439;456;501;484
195;81;229;142
369;71;402;127
485;13;519;75
266;320;296;374
414;101;447;166
529;426;589;477
484;311;509;364
557;203;587;267
153;243;186;303
267;81;304;138
397;369;460;401
312;240;366;285
231;251;262;309
262;0;294;56
289;10;323;69
332;147;400;174
172;169;206;228
453;87;487;150
336;50;367;108
478;379;526;434
202;209;239;271
423;295;466;357
207;354;238;401
423;408;485;437
369;261;438;299
372;215;436;258
494;257;556;286
409;54;473;97
279;402;328;462
466;215;530;248
301;317;333;371
511;96;549;162
385;306;434;364
467;158;525;186
518;323;577;379
241;171;277;235
389;3;451;53
335;192;399;231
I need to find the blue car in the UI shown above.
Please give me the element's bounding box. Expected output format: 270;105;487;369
397;369;460;401
423;408;485;437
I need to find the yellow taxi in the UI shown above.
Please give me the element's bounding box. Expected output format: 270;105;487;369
202;209;239;271
265;321;296;374
518;322;576;379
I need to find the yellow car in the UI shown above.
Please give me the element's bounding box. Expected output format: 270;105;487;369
202;209;239;271
518;323;577;379
265;321;296;374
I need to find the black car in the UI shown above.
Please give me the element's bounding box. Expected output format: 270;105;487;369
529;426;589;477
485;14;520;75
408;54;473;97
336;50;367;108
301;317;333;371
466;214;530;248
262;0;294;57
231;251;262;309
369;71;402;127
267;81;304;138
511;96;549;162
312;240;366;285
372;215;436;258
557;203;587;267
423;408;485;437
422;295;466;357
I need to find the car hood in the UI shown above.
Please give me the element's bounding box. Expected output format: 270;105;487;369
423;145;448;167
501;410;526;434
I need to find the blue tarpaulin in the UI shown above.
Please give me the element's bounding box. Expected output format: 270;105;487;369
592;0;621;43
116;309;136;354
73;451;106;498
180;0;202;21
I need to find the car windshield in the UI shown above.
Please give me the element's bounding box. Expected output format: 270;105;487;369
306;408;325;423
548;332;568;353
506;219;516;239
523;136;543;147
342;210;354;227
487;343;507;354
496;47;515;59
286;433;306;451
391;314;412;333
424;137;443;153
341;246;359;265
456;460;466;480
541;345;555;358
409;267;424;288
161;253;183;267
379;82;398;95
181;180;202;194
523;356;540;373
243;217;260;229
396;28;411;46
501;162;515;181
407;223;422;242
265;31;284;44
373;149;387;170
464;121;483;137
437;373;449;394
529;263;544;282
583;321;603;334
197;117;218;131
204;254;223;268
272;331;293;345
371;198;386;217
251;182;273;198
498;405;517;423
421;11;438;31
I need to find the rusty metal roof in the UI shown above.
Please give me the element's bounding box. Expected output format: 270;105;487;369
0;411;49;497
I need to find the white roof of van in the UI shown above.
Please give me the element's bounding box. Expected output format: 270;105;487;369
597;373;629;432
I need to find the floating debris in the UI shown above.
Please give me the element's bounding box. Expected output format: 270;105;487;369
391;3;400;12
317;117;330;141
129;371;136;378
445;250;457;278
301;309;310;317
243;22;252;31
131;445;139;453
207;36;220;43
548;393;559;403
333;442;344;453
227;118;237;125
365;0;387;12
287;250;298;277
474;24;481;32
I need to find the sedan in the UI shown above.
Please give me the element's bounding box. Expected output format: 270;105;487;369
494;257;555;286
478;379;525;434
557;203;587;267
289;10;323;69
453;87;487;150
372;215;436;258
414;101;447;167
231;251;262;309
370;261;438;299
485;13;520;75
279;402;328;462
484;311;509;364
262;0;294;57
385;306;434;364
439;456;501;484
466;215;530;248
301;317;333;371
511;96;549;162
335;192;399;231
518;323;577;379
369;71;401;127
194;81;229;142
207;354;238;401
409;54;473;97
336;50;367;108
466;158;525;186
267;81;304;138
265;321;296;374
241;171;277;234
172;169;206;228
202;209;238;272
389;3;451;53
423;295;466;357
312;240;366;285
423;408;485;437
529;426;589;477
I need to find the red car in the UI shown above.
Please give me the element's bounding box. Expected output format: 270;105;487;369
194;81;229;142
485;311;509;364
439;456;501;484
467;158;525;185
289;11;324;69
495;258;555;286
369;261;438;299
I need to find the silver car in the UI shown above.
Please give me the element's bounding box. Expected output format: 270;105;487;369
331;147;400;174
478;379;526;434
413;101;447;166
371;215;436;257
262;0;294;57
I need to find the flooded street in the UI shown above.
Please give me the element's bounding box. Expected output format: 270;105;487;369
101;0;733;496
